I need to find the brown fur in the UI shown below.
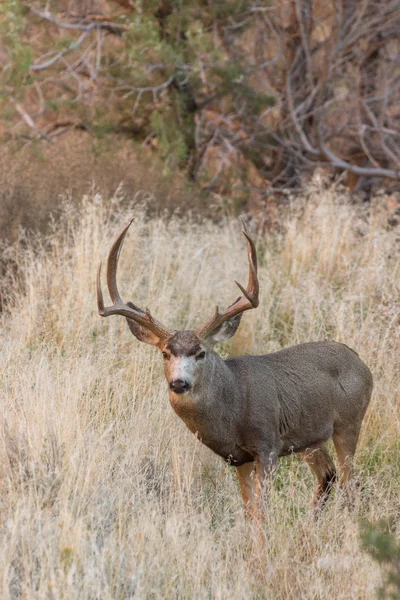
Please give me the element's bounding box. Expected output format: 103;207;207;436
166;331;202;356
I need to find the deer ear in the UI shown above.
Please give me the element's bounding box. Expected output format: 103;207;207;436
125;302;162;347
207;313;243;345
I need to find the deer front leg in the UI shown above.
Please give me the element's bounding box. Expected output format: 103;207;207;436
236;451;277;522
238;451;276;559
254;450;277;522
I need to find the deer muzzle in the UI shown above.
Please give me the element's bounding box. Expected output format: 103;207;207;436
169;379;192;395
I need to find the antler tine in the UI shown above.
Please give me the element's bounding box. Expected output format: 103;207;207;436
195;218;259;340
97;219;172;341
106;218;134;305
97;262;106;314
236;216;259;305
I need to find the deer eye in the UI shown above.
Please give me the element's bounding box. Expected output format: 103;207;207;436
162;352;169;360
196;351;206;360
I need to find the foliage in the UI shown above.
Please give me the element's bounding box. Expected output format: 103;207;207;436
0;0;399;199
0;1;32;89
361;520;400;599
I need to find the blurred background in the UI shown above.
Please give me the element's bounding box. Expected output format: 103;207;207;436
1;0;399;245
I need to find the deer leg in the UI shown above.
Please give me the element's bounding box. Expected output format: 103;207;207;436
236;462;256;519
254;450;277;521
238;451;276;558
332;427;360;503
301;444;337;508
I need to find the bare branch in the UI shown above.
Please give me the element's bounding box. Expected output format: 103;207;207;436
28;6;128;34
318;124;400;180
117;76;174;100
30;31;91;71
285;57;318;156
12;100;50;141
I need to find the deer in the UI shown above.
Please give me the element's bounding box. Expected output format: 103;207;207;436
97;218;373;520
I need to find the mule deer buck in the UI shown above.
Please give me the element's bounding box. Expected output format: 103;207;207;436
97;219;373;519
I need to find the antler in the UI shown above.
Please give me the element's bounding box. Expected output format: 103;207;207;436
97;219;172;342
195;217;259;340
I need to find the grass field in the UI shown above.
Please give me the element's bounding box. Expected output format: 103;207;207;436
0;188;399;598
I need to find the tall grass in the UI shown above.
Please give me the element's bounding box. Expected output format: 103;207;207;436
0;188;399;598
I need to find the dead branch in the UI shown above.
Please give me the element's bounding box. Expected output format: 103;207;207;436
318;124;400;180
28;6;128;34
30;31;91;71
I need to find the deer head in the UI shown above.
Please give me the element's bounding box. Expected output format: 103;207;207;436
97;218;259;395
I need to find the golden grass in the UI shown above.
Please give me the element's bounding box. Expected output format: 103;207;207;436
0;187;399;598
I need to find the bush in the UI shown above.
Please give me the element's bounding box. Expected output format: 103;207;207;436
361;520;400;599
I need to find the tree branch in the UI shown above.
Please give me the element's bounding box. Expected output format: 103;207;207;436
318;123;400;180
30;30;91;71
28;6;128;34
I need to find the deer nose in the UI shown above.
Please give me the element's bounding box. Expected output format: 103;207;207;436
169;379;191;394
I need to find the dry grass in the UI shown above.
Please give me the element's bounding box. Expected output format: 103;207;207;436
0;185;399;599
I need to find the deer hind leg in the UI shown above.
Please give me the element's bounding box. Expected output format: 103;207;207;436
301;444;337;508
236;462;256;520
332;426;361;502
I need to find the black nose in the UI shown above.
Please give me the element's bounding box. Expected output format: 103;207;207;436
169;379;191;394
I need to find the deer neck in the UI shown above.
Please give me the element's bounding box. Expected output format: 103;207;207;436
168;352;241;441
